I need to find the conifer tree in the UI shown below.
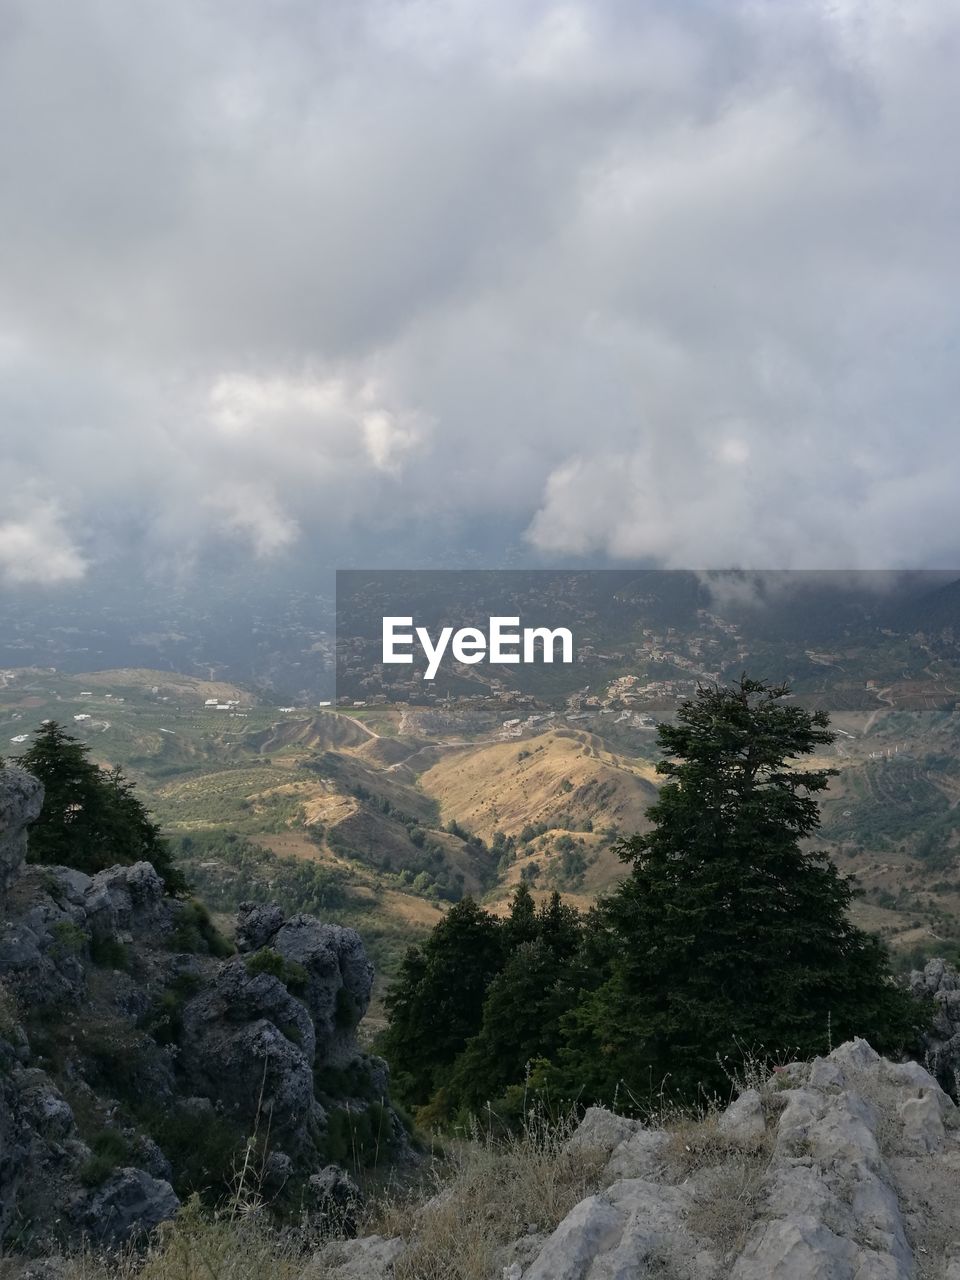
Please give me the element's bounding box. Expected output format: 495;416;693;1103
17;722;186;890
562;678;921;1100
502;880;538;949
450;891;585;1111
381;897;503;1107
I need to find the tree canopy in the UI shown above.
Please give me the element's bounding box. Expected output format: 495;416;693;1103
381;677;924;1119
561;678;921;1097
16;721;186;891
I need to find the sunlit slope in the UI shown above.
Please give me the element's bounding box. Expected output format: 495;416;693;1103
419;729;660;842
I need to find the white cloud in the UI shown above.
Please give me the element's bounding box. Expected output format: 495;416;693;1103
0;502;87;585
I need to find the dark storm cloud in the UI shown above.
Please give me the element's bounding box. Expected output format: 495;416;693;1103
1;0;958;584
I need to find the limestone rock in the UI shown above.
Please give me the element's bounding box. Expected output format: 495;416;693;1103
309;1234;404;1279
604;1127;670;1180
909;958;960;1092
718;1088;766;1144
271;917;374;1063
236;902;286;952
522;1194;626;1280
305;1164;363;1234
566;1106;640;1155
179;961;320;1153
898;1091;945;1153
0;766;43;896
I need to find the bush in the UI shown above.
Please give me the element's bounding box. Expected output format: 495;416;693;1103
78;1129;133;1187
244;947;308;994
170;900;233;957
50;920;89;959
146;1106;247;1202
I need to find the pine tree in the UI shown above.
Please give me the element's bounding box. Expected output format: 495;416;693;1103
380;897;503;1107
502;881;538;949
450;892;585;1112
17;722;186;890
561;678;922;1100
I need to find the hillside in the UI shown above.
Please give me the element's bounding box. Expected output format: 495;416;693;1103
419;728;659;842
5;653;960;971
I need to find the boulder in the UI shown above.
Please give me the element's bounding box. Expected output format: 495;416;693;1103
78;1167;179;1245
83;861;167;939
718;1088;766;1144
909;958;960;1091
566;1106;640;1155
236;902;286;952
308;1234;404;1279
305;1164;363;1235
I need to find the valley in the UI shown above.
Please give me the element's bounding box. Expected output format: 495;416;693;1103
5;596;960;992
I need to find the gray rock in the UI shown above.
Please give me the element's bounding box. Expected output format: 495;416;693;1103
236;901;286;952
718;1088;766;1144
909;958;960;1091
310;1234;404;1279
566;1106;640;1155
0;766;44;896
271;918;374;1063
898;1091;945;1153
78;1166;179;1244
83;861;166;939
828;1037;881;1074
306;1164;363;1234
523;1178;718;1280
523;1194;626;1280
603;1127;669;1181
14;1070;75;1139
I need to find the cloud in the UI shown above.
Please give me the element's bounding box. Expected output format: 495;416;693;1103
1;0;959;582
0;502;87;586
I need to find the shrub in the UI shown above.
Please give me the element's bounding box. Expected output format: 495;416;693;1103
78;1129;134;1188
50;920;88;959
170;900;233;957
90;934;130;970
243;947;308;993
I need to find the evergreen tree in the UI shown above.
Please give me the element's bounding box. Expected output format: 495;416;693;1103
450;892;585;1112
450;938;577;1112
380;897;503;1107
502;881;538;949
561;678;922;1100
17;722;186;890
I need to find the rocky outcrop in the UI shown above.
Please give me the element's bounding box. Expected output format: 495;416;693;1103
0;766;404;1253
0;767;43;896
332;1038;960;1279
528;1038;960;1278
909;957;960;1091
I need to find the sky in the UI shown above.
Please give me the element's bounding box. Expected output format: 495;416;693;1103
2;0;960;591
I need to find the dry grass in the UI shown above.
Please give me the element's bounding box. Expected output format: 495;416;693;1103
6;1203;304;1280
685;1150;772;1261
4;1111;604;1280
368;1112;606;1280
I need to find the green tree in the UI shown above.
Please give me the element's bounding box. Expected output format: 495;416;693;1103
502;881;538;949
449;938;577;1112
380;897;503;1108
450;892;585;1112
561;678;922;1101
17;722;186;890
